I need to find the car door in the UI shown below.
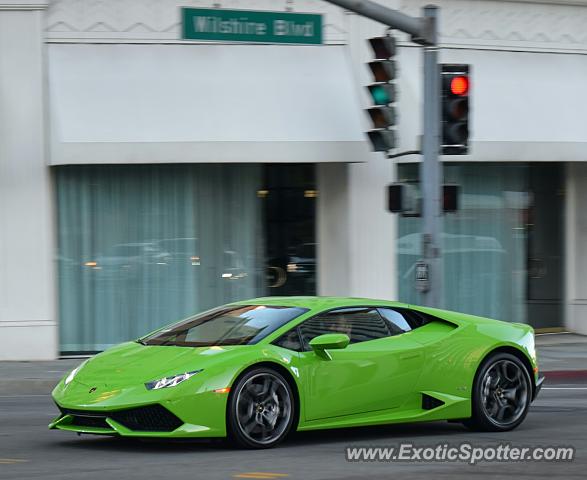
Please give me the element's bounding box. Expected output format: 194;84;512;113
295;307;425;421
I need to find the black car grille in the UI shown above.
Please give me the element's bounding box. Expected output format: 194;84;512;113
69;414;111;429
59;405;183;432
110;405;183;432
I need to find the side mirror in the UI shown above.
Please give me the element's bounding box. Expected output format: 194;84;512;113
309;333;350;360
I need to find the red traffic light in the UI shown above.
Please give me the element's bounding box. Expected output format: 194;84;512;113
441;64;470;155
450;76;469;96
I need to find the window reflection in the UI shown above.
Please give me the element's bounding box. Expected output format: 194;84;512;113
398;164;528;323
56;164;264;353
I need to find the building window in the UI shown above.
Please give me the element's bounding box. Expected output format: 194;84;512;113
55;163;318;353
55;164;265;353
263;164;317;296
397;163;528;324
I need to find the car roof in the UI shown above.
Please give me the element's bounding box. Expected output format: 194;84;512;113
233;296;409;312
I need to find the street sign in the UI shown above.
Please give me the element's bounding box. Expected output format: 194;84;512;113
181;8;322;45
415;260;430;293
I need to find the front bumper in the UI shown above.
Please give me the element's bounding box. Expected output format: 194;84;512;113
50;378;229;438
49;403;217;438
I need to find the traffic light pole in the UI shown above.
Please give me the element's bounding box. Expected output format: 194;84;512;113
420;5;443;308
323;0;443;308
321;0;435;45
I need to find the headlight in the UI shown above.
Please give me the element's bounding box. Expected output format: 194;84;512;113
64;360;88;386
144;369;203;390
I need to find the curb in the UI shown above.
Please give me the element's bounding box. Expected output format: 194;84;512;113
543;370;587;381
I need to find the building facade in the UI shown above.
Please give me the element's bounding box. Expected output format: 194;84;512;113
0;0;586;360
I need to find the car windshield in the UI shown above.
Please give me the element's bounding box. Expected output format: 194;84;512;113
140;305;308;347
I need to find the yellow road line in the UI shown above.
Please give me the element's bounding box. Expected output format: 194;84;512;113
246;474;288;477
0;459;28;465
234;476;274;479
535;327;566;334
234;473;289;479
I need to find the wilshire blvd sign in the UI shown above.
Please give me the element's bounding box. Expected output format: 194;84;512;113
181;8;322;45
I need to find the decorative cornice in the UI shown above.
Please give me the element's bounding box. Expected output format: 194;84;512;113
45;0;348;44
399;0;587;53
43;0;587;53
0;0;48;10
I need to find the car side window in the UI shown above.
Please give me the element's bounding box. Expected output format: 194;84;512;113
298;308;390;349
273;329;303;352
378;308;412;335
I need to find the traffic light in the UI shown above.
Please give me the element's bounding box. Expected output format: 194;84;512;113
366;35;398;152
387;183;418;215
387;183;459;215
441;64;470;155
443;184;459;213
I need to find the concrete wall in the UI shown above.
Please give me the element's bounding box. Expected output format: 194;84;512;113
317;163;351;296
565;163;587;335
317;160;398;301
0;1;56;360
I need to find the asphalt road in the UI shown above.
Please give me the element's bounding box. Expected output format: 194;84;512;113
0;381;585;480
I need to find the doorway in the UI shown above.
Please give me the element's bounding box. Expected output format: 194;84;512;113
262;164;317;296
526;163;564;329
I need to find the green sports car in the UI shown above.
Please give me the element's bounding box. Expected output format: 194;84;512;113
50;296;544;448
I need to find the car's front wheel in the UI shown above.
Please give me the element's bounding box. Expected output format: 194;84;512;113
227;367;295;448
465;352;532;432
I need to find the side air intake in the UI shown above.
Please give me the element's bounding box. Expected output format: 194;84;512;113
422;393;445;410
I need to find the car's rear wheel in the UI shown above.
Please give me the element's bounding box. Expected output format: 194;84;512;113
227;367;294;449
465;352;531;432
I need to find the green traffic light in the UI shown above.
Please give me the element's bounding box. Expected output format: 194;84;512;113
368;84;395;105
371;86;389;104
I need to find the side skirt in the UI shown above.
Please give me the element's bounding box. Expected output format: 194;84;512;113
297;392;470;431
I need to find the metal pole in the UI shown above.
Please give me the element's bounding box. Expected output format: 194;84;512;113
420;5;443;308
322;0;434;45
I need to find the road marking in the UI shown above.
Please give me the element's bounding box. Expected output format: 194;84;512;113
0;393;50;398
542;387;587;390
535;331;570;335
234;473;289;479
0;459;28;465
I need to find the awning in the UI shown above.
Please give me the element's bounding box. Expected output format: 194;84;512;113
48;44;369;164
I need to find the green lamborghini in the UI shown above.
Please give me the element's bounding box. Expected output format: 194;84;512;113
50;297;543;448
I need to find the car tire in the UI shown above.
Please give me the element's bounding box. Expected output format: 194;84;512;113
227;367;295;449
464;352;532;432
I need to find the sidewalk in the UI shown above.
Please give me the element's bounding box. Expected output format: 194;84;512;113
0;333;585;395
535;332;587;379
0;358;80;395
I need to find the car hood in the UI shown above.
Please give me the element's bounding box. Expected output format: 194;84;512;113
74;341;243;387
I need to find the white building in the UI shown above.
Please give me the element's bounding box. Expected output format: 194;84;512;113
1;0;586;360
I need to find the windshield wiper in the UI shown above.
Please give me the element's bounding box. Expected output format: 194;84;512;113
136;338;148;346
